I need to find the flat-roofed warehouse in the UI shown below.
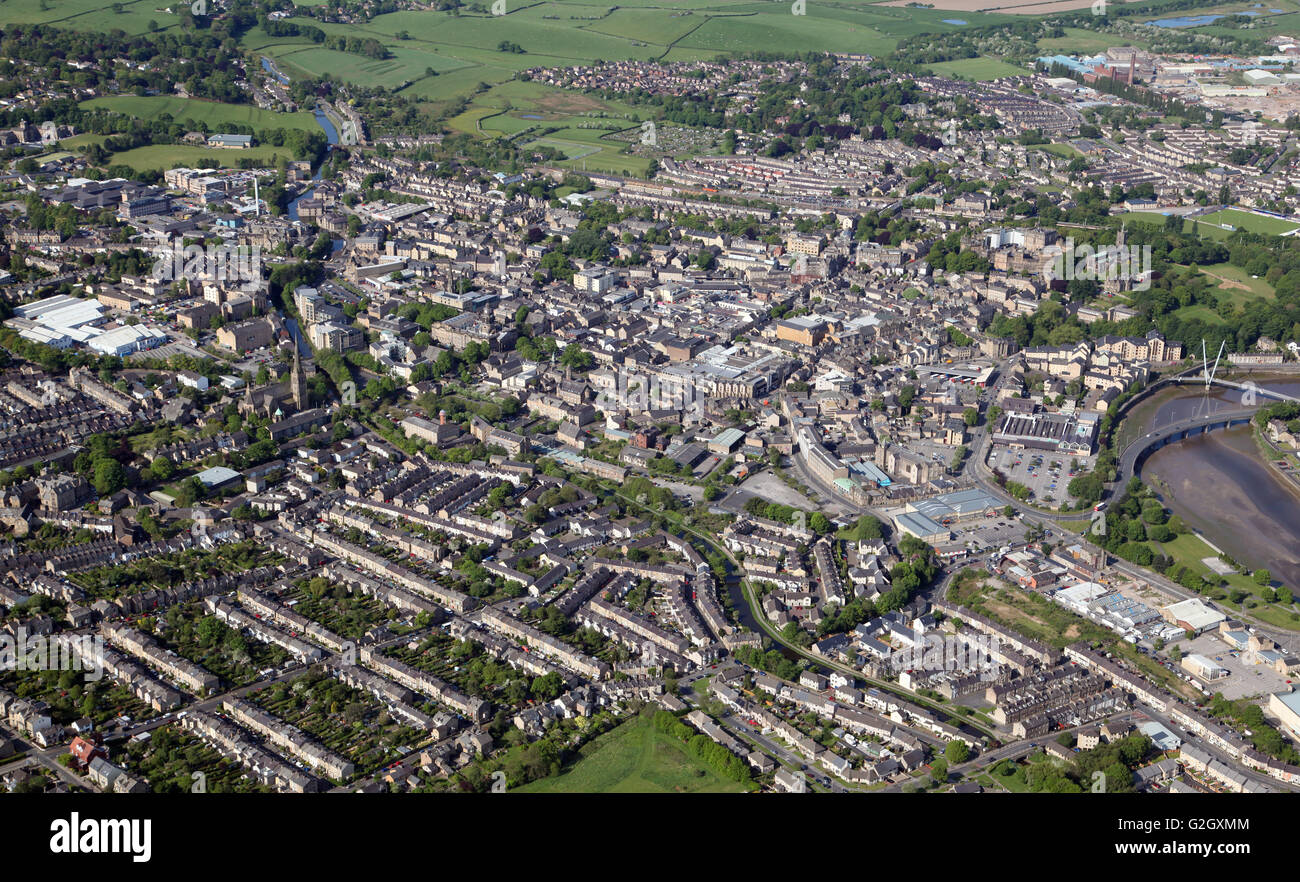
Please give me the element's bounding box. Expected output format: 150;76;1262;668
1268;690;1300;738
1161;597;1226;635
915;362;996;387
894;510;948;543
910;488;1001;525
992;411;1097;454
13;293;106;331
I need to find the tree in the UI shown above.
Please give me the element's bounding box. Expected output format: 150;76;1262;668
150;456;176;482
809;512;832;535
929;757;948;783
945;740;970;764
962;407;979;427
1253;569;1272;586
841;515;884;543
92;458;127;496
559;343;593;371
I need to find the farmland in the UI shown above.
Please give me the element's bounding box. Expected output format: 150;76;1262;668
0;0;180;34
3;0;1043;164
233;2;1026;111
445;79;659;174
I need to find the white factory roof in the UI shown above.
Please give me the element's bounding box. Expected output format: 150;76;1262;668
1162;597;1226;631
45;301;107;329
14;293;81;319
87;324;167;354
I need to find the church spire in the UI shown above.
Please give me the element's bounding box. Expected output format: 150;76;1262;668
290;346;307;412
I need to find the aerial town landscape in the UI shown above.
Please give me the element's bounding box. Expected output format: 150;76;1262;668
1;0;1300;831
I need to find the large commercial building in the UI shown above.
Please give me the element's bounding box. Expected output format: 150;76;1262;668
992;410;1097;454
1161;598;1226;635
776;316;830;347
1268;690;1300;738
217;317;275;353
909;488;1002;525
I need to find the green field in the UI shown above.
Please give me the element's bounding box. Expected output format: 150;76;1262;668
524;125;653;175
1146;530;1286;609
1197;208;1300;236
926;56;1027;81
514;710;748;793
81;96;320;133
1196;262;1275;300
0;0;1142;175
440;78;656;174
219;1;1022;111
1038;26;1141;55
54;133;109;151
1124;209;1300;241
107;143;298;172
0;0;179;33
1030;142;1084;158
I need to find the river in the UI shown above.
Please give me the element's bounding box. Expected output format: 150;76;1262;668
287;107;339;221
1136;378;1300;590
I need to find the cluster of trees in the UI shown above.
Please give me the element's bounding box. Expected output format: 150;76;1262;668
994;732;1151;794
816;597;879;638
926;231;991;275
1256;400;1300;434
621;475;685;514
854;208;924;248
653;710;753;784
889;536;940;604
20;192;82;239
837;515;886;543
322;34;390;59
741;496;831;534
0;24;247;104
464;733;563;792
1207;693;1300;764
1086;478;1183;569
733;644;803;682
70;434;130;497
261;19;329;41
394;301;461;331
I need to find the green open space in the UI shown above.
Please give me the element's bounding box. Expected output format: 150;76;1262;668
926;56;1027;80
82;95;321;133
1197;208;1300;236
514;709;748;793
106;143;299;171
0;0;179;33
1123;210;1300;241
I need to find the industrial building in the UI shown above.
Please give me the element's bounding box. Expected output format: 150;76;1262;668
1181;653;1230;682
1162;598;1227;635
